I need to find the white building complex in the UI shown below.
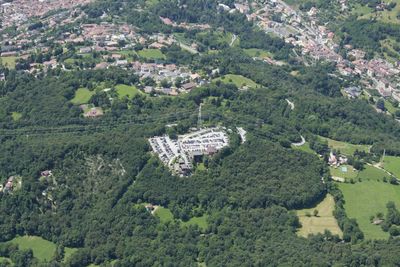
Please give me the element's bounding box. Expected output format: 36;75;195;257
149;127;229;175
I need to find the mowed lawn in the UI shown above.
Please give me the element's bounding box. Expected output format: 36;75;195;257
0;56;17;69
71;88;95;105
297;194;342;238
319;136;370;156
115;84;142;99
137;49;165;60
330;165;358;180
383;156;400;178
338;181;400;239
8;236;76;262
214;74;258;88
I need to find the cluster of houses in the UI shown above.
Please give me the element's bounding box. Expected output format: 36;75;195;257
149;127;230;175
234;0;400;104
328;152;348;167
0;0;92;29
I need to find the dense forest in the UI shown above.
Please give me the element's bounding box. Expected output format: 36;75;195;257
2;0;400;266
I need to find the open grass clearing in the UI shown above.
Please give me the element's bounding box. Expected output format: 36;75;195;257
138;49;165;60
71;88;95;105
330;165;358;180
319;136;370;156
292;142;315;154
7;236;76;262
181;214;209;231
358;0;400;24
11;112;22;121
115;84;142;99
154;207;174;223
297;194;342;238
214;74;258;89
153;206;209;230
338;180;400;239
0;56;17;69
243;48;272;58
383;156;400;178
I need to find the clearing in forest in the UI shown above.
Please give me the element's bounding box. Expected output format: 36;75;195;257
214;74;258;89
319;136;370;156
115;84;142;99
71;88;95;105
297;194;342;238
7;236;77;262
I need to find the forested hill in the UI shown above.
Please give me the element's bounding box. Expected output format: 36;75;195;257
2;0;400;266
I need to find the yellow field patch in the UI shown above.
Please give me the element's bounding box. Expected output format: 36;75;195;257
297;194;342;238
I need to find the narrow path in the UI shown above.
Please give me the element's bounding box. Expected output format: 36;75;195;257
292;135;305;147
229;34;237;46
286;99;294;110
367;162;394;177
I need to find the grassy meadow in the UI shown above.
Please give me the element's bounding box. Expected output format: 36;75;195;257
297;194;342;238
138;49;165;60
319;136;370;156
338;181;400;239
115;84;142;99
0;56;17;69
214;74;258;89
7;236;77;262
383;156;400;177
71;88;95;105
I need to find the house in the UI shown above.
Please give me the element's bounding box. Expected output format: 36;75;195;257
145;204;155;212
328;152;337;166
344;86;361;99
79;47;91;54
181;82;197;91
84;107;104;118
41;170;52;177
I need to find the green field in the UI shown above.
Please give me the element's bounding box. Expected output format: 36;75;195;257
71;88;95;105
154;207;209;230
384;99;399;114
0;56;17;69
292;142;315;154
11;112;22;121
319;136;370;156
0;256;12;264
338;181;400;239
115;84;142;99
358;0;400;24
243;48;272;58
154;207;174;223
383;156;400;177
330;165;358;180
181;214;209;231
214;74;258;89
138;49;165;60
297;194;342;238
8;236;76;262
358;165;388;181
